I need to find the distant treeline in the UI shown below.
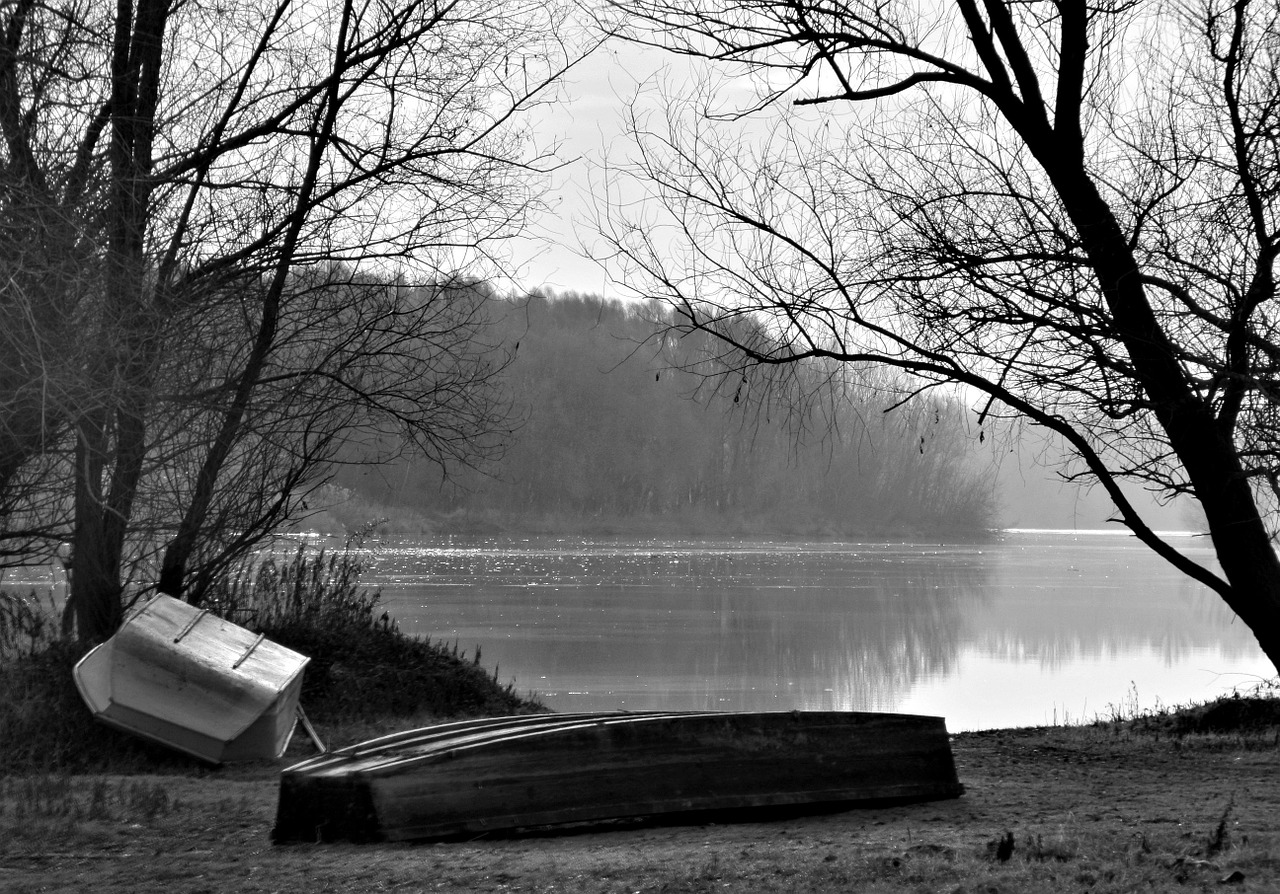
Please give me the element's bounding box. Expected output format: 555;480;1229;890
327;291;996;536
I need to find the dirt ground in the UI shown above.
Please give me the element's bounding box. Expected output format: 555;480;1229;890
3;723;1279;893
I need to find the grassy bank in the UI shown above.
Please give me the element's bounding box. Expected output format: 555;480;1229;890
0;544;543;774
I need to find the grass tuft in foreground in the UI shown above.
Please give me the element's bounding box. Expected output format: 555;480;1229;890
0;774;180;843
1086;679;1280;748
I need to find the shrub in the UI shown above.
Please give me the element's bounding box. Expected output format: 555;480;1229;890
0;638;194;773
203;540;544;721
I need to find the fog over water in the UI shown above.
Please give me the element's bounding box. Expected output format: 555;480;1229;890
366;529;1270;731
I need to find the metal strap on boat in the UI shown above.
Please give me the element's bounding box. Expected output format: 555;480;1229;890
173;609;209;643
232;632;266;669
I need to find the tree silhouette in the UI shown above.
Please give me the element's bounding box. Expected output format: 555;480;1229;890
1;0;582;640
597;1;1280;668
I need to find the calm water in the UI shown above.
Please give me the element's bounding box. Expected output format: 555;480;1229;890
8;530;1265;731
364;530;1272;731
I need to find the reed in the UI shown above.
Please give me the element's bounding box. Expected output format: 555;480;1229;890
205;541;383;634
203;540;545;722
1090;679;1280;741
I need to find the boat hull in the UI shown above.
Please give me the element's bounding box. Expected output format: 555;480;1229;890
73;594;309;763
273;710;963;843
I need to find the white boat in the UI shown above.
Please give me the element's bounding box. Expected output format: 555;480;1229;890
73;593;309;763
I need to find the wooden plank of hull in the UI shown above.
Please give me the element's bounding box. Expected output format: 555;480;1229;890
273;711;962;843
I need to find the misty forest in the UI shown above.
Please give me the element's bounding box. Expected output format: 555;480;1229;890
326;289;996;536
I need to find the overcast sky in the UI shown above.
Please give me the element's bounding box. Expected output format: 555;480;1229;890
515;37;667;298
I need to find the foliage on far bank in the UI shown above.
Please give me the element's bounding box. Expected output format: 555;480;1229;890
0;545;542;774
330;292;998;537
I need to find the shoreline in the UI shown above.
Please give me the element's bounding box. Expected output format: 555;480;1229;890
3;717;1278;893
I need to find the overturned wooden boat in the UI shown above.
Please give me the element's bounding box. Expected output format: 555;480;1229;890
74;593;309;764
272;710;962;843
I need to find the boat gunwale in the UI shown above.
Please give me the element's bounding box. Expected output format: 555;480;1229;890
325;711;710;758
283;709;952;779
284;711;724;776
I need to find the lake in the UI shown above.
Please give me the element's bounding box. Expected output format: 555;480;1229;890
363;529;1273;731
6;528;1266;731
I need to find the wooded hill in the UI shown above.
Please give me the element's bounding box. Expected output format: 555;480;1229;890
325;292;997;536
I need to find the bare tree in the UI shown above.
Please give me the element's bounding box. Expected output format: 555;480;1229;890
1;0;584;641
597;0;1280;670
153;271;512;605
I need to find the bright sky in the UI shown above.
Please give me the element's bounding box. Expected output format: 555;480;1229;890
514;37;668;298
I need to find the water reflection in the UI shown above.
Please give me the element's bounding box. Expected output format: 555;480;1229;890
2;530;1262;729
0;532;1187;724
968;532;1257;667
366;532;1268;729
371;539;988;713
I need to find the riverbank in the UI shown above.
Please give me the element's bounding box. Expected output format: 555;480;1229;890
3;712;1278;893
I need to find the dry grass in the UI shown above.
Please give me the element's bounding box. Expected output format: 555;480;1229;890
2;722;1278;894
2;709;1279;893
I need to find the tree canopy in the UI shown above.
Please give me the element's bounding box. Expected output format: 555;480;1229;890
0;0;583;640
596;1;1280;670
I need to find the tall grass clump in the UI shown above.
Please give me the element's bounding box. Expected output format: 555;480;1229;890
0;590;85;770
205;540;544;723
1087;680;1280;750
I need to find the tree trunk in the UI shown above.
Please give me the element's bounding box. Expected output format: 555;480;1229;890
1197;467;1280;667
67;414;123;643
1043;159;1280;672
61;0;171;640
